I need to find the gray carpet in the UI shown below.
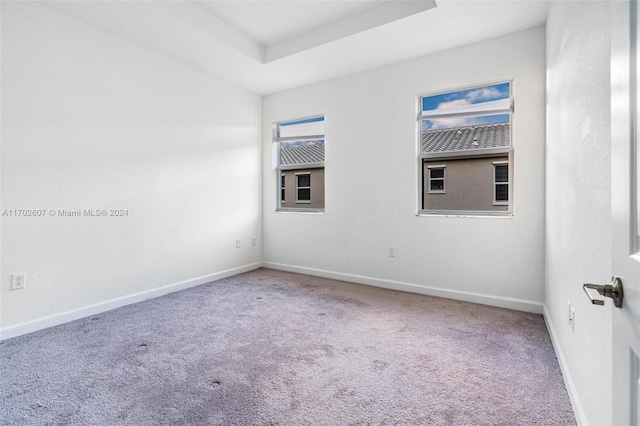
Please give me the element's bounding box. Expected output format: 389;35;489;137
1;268;575;425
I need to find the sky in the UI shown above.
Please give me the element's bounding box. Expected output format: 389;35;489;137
281;140;324;148
280;116;325;127
421;82;510;131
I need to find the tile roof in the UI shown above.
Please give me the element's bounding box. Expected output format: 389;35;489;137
422;122;510;153
280;143;325;165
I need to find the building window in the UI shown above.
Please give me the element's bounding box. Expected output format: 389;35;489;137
296;173;311;202
419;81;512;215
274;115;325;212
494;162;509;204
428;166;445;193
281;173;286;203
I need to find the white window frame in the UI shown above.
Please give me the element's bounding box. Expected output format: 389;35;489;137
427;165;446;193
274;114;325;213
417;80;513;217
295;172;311;204
493;161;509;205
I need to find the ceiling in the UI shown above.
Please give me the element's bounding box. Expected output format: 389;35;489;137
40;0;551;95
193;1;391;46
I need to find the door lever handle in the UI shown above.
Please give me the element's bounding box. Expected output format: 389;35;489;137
583;277;624;308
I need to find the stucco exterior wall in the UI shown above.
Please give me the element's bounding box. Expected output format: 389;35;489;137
280;167;325;210
423;156;509;212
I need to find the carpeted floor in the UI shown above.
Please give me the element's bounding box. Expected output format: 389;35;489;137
1;268;575;425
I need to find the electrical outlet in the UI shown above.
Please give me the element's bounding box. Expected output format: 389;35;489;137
388;246;396;258
11;273;26;290
235;239;241;248
569;307;575;332
251;237;257;247
567;301;575;332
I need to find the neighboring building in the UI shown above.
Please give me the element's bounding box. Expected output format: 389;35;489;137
279;142;325;210
421;123;510;212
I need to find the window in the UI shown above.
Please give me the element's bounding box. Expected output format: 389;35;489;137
274;115;325;212
493;162;509;204
428;166;445;193
296;173;311;202
419;82;512;215
281;173;286;204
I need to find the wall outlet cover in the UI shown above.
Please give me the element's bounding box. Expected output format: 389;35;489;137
11;273;26;290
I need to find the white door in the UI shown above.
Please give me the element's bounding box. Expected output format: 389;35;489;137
611;1;640;424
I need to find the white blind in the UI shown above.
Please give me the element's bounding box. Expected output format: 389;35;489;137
277;118;324;141
420;98;512;119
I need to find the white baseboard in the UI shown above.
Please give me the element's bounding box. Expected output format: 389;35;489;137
263;262;544;314
543;304;586;426
0;262;263;341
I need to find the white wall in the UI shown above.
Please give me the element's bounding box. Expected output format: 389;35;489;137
545;2;612;425
0;2;262;335
263;27;546;312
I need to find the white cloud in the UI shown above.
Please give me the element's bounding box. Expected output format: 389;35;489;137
424;117;476;130
466;87;505;102
435;99;470;110
436;87;507;112
424;84;510;130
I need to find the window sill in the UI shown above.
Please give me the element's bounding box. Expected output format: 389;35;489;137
418;210;513;218
276;208;324;214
